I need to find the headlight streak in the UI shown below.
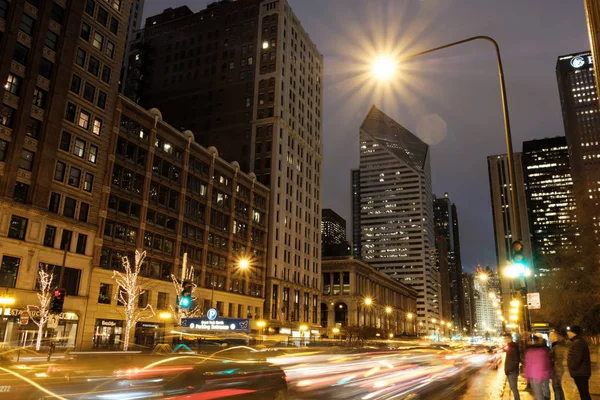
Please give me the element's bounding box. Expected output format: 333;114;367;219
0;366;69;400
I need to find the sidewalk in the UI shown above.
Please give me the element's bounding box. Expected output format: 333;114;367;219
502;367;600;399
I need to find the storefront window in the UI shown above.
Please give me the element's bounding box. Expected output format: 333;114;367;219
0;308;78;348
134;321;163;348
93;319;123;349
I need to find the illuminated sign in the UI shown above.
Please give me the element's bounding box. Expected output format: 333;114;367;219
182;317;250;333
569;55;593;69
206;308;218;321
280;328;291;334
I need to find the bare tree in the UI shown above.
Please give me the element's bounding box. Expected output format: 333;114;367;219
112;250;154;351
27;264;54;351
170;254;203;326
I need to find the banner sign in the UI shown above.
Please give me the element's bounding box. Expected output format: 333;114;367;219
182;317;250;333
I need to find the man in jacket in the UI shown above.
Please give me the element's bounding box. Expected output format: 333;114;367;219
504;333;521;400
549;330;566;400
567;325;591;400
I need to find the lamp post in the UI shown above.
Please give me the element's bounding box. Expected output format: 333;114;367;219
371;36;520;243
208;257;250;309
364;297;373;327
385;306;392;332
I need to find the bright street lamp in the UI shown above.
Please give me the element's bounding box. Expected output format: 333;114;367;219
238;258;250;270
489;292;496;299
159;312;171;344
332;327;340;334
372;56;398;81
479;273;488;281
406;313;413;320
0;296;15;305
385;306;392;314
364;297;373;306
510;300;520;308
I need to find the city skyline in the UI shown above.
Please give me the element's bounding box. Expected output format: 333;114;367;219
143;0;589;271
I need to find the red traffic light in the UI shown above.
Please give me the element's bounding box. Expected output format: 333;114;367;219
53;289;66;299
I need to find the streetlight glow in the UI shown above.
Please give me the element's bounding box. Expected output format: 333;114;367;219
0;296;15;305
364;297;373;306
257;320;266;328
385;306;392;314
372;56;397;81
159;312;172;320
510;299;520;307
407;313;413;320
238;258;250;270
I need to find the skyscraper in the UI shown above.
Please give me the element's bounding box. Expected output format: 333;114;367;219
119;0;145;99
358;105;438;333
433;236;452;331
487;153;533;317
351;169;362;259
126;1;324;328
433;193;465;332
556;51;600;245
472;267;502;336
522;137;578;273
462;273;476;336
321;208;350;257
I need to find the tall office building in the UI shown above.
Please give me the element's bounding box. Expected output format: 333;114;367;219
321;208;350;257
0;0;131;346
351;169;362;259
472;267;502;335
119;0;144;98
585;0;600;104
522;137;578;273
487;153;533;317
433;236;452;330
433;193;465;332
556;51;600;245
462;273;476;336
126;1;324;329
358;105;438;333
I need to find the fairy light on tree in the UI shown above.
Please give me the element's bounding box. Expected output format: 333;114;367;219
27;264;54;351
112;250;154;351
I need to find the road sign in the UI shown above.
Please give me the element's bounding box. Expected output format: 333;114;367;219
527;292;541;309
47;315;59;329
20;311;30;325
206;308;218;321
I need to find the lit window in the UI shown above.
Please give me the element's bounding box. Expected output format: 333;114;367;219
262;41;269;49
78;110;91;129
5;74;21;96
92;32;104;50
74;138;85;158
93;117;102;135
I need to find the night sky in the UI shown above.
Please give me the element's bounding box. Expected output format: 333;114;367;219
143;0;589;271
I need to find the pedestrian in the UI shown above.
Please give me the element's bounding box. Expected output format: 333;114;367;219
567;325;592;400
504;333;521;400
549;330;566;400
47;341;55;362
524;334;551;400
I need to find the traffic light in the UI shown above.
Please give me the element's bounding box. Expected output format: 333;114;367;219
51;289;66;314
179;281;192;309
511;241;525;266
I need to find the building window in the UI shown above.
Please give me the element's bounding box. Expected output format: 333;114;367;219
54;161;66;181
157;292;167;310
92;32;104;50
97;7;108;25
0;139;8;161
13;182;29;203
0;105;14;128
50;3;64;24
8;216;27;240
110;17;118;34
76;48;86;67
27;117;43;139
48;192;61;213
78;110;91;129
60;229;72;250
106;41;115;58
5;74;21;96
74;138;86;158
97;91;107;109
84;173;94;192
81;22;91;41
0;256;20;288
89;144;98;163
60;131;71;151
19;150;34;171
79;202;89;222
83;83;96;102
32;87;47;108
88;56;99;75
68;167;81;187
65;102;77;122
101;65;111;83
13;43;29;65
39;58;53;79
93;117;102;135
19;13;35;35
98;283;112;304
76;234;87;254
63;197;76;218
70;74;82;94
44;30;59;51
43;225;56;247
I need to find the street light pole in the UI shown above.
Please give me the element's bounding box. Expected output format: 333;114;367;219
397;36;520;243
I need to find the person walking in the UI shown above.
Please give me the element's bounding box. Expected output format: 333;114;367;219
524;334;552;400
567;325;592;400
549;330;566;400
504;333;521;400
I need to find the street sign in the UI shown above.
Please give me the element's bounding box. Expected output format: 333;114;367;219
47;315;59;329
20;311;30;325
527;292;541;309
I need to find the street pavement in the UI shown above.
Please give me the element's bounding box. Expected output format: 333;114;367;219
458;364;506;399
502;365;600;399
